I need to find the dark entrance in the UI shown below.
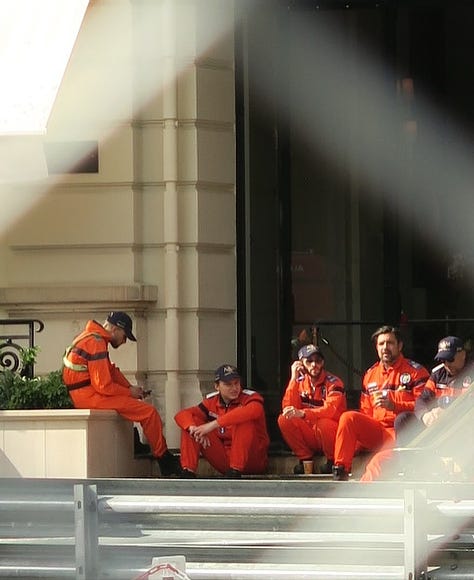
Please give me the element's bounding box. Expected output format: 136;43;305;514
235;0;474;443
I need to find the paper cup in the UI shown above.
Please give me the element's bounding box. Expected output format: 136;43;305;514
303;460;313;475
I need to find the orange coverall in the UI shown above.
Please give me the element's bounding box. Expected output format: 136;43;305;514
334;355;429;473
174;389;270;474
360;361;473;482
62;320;168;458
277;371;346;461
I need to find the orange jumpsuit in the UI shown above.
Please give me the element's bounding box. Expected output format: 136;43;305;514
360;361;473;482
62;320;168;458
334;355;429;473
277;370;346;461
175;388;270;474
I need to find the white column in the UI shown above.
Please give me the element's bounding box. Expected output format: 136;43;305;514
161;0;181;447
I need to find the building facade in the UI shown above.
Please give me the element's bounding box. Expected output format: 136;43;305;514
1;0;474;447
0;0;237;447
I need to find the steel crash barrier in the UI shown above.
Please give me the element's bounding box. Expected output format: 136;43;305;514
1;478;474;579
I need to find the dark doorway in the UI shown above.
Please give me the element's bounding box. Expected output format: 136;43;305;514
235;0;474;445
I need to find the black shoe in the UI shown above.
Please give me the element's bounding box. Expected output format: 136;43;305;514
320;460;334;475
332;464;349;481
180;468;197;479
293;461;304;475
157;450;182;477
225;468;242;478
133;428;151;457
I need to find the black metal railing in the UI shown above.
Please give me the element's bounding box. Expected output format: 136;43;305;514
0;319;44;378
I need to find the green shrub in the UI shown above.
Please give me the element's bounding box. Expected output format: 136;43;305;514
0;345;73;410
0;369;73;410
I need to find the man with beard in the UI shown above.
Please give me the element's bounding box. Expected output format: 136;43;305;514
332;325;429;481
404;336;473;432
278;344;346;474
62;311;181;477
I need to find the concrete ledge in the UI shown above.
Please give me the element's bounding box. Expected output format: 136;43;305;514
0;409;152;478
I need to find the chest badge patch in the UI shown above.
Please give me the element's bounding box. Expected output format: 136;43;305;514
400;373;411;385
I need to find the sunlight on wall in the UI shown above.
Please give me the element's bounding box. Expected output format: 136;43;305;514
0;0;89;135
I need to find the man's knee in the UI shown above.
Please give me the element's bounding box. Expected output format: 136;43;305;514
338;410;359;429
277;414;286;429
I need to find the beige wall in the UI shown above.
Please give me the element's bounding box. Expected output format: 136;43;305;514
0;0;236;446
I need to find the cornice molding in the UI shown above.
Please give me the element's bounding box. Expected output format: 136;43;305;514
0;285;158;307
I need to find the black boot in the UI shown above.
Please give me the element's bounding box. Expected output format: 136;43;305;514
180;468;197;479
157;450;182;477
224;468;242;478
320;460;334;474
293;461;304;475
332;464;349;481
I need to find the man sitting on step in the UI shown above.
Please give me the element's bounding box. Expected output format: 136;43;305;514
332;325;429;481
175;364;270;478
278;344;346;475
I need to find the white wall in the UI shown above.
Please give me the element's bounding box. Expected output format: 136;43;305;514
0;0;236;447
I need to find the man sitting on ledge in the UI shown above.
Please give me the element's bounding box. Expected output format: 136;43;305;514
62;311;181;477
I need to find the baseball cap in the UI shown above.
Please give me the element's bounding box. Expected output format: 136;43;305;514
298;344;324;360
215;364;240;382
107;311;136;341
434;336;463;361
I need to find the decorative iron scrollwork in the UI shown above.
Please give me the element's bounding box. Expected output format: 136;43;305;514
0;319;44;378
0;340;23;374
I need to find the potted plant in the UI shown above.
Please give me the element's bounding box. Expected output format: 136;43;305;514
0;347;72;410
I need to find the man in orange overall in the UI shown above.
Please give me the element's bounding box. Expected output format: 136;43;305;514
174;364;270;478
278;344;346;474
62;311;181;477
332;325;429;481
360;335;474;481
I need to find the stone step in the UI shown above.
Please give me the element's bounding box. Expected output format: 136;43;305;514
195;452;371;478
135;435;373;479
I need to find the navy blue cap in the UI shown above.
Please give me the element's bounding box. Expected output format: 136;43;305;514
435;336;463;361
107;311;136;341
215;364;240;383
298;344;324;360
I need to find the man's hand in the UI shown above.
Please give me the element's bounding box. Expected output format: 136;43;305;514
373;390;395;410
422;407;443;427
290;361;305;382
191;420;218;438
188;424;212;448
129;385;145;399
282;405;305;419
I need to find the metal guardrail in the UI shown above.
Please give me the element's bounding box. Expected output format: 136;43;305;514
1;478;474;579
0;318;44;377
